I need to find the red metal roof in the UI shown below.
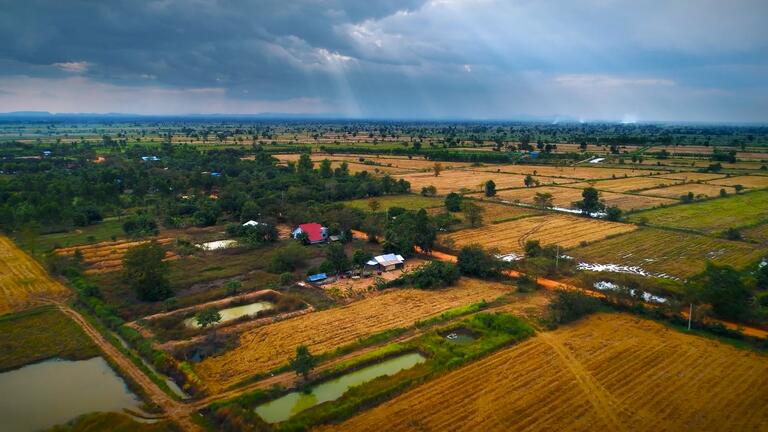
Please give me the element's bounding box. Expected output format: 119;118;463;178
298;223;325;243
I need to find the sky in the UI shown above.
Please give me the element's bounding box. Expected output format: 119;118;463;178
0;0;767;122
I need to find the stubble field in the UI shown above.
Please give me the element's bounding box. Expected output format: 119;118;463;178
55;238;177;275
394;170;575;195
0;236;70;315
193;278;513;393
441;214;636;254
706;175;768;189
325;313;768;432
471;165;659;180
491;186;675;212
638;183;736;199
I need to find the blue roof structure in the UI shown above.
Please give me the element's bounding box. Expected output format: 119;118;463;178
307;273;327;282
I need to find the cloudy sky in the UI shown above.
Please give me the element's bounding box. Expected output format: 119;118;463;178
0;0;767;121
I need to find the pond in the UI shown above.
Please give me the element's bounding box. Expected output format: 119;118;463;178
442;328;477;345
255;352;426;424
0;357;142;432
183;301;275;328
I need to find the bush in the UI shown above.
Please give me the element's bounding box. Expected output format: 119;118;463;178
391;261;460;289
549;290;600;324
457;244;507;278
122;215;158;238
444;193;462;212
269;243;308;273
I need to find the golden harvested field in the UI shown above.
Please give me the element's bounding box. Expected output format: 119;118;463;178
652;172;727;181
55;238;176;275
569;228;764;278
492;186;675;212
326;313;768;432
743;223;768;244
638;183;736;199
471;164;660;180
441;214;635;254
394;170;574;195
706;175;768;189
0;236;70;315
270;154;471;172
470;201;541;222
572;176;683;193
193;278;512;393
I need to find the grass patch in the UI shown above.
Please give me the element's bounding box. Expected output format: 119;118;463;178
49;412;179;432
344;194;444;212
18;217;126;254
0;306;99;372
628;189;768;234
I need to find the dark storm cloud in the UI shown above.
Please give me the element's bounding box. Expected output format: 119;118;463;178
0;0;767;121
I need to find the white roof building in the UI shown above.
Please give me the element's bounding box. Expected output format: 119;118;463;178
366;253;405;270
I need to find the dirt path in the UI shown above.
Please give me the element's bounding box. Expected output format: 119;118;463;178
538;331;628;431
48;300;202;432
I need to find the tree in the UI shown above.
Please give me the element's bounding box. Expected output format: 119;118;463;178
368;198;381;213
352;249;373;269
420;185;437;197
461;201;484;227
605;206;622;221
196;307;222;329
484;180;496;197
444;192;462;212
122;241;173;301
289;345;317;381
297;153;314;176
225;280;241;296
688;262;752;320
575;187;605;216
549;290;600;324
457;244;507;278
322;243;350;274
433;162;443;177
734;184;744;193
122;215;158;238
384;209;436;257
524;174;536;188
393;261;460;289
269;243;308;273
319;159;333;178
533;192;553;209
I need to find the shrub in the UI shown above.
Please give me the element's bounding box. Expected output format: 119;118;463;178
390;261;460;290
269;243;308;273
549;289;600;324
457;244;507;278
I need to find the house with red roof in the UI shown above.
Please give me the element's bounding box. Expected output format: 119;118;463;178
292;223;329;244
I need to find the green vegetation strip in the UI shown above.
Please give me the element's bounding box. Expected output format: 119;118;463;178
0;306;100;372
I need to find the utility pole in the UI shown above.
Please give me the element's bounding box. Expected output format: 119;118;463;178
555;245;560;271
688;303;693;331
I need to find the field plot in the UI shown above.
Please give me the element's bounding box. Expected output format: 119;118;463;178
572;176;683;193
55;238;177;275
327;313;768;432
193;278;512;393
492;186;675;212
464;201;541;223
441;214;635;254
471;164;659;180
652;171;727;181
744;223;768;244
638;182;736;199
569;228;764;278
345;195;443;212
394;170;573;195
706;175;768;189
628;190;768;234
327;155;473;171
0;236;70;315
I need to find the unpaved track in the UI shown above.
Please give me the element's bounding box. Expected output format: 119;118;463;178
49;300;202;432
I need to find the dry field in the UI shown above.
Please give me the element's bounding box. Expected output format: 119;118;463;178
327;313;768;432
55;238;177;275
569;228;764;278
394;171;574;195
471;164;659;180
706;175;768;189
466;201;542;222
492;186;675;212
638;183;736;199
652;172;727;181
572;177;683;193
193;278;513;393
441;214;636;254
744;223;768;244
0;236;70;315
270;154;471;172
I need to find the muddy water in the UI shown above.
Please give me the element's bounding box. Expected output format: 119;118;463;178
0;357;141;432
183;301;275;328
255;352;426;423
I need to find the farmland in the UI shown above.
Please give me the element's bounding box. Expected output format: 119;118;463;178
491;186;675;211
706;175;768;189
441;214;636;254
394;170;576;195
471;164;660;180
55;238;177;275
325;313;768;432
653;172;728;181
628;190;768;234
638;183;737;199
0;235;70;315
573;176;683;193
569;228;765;278
193;278;513;393
344;194;443;212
